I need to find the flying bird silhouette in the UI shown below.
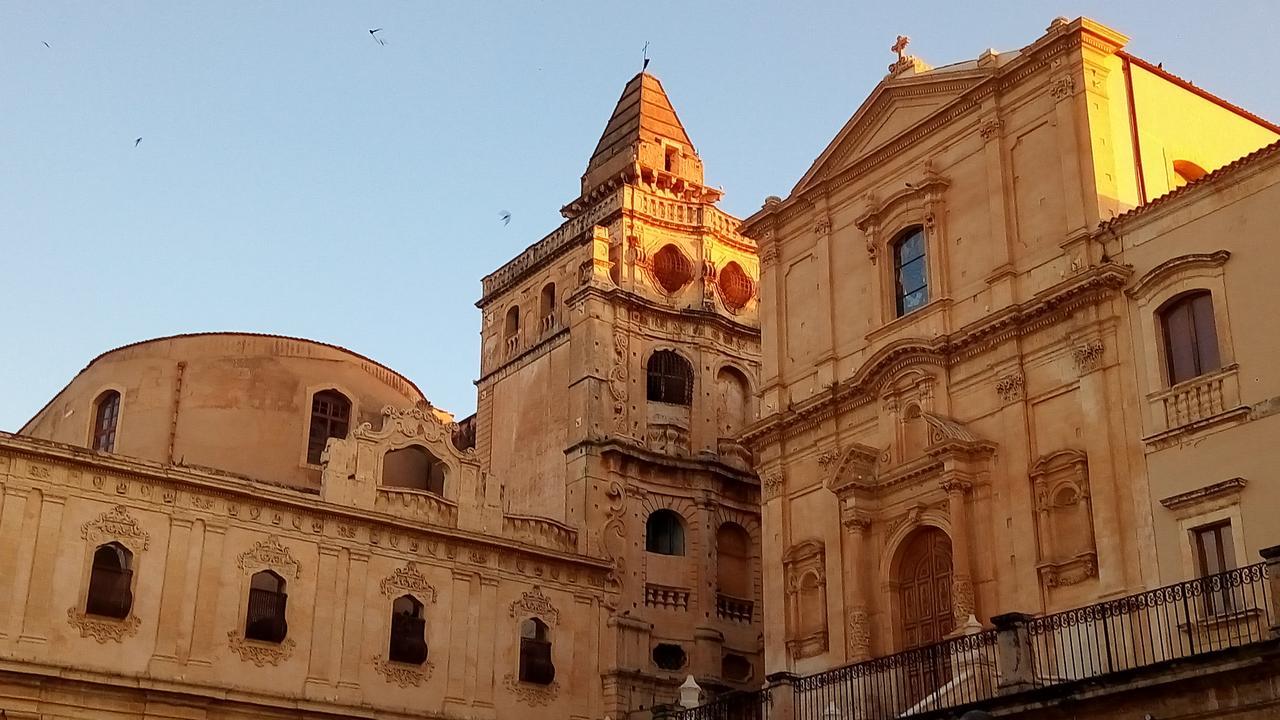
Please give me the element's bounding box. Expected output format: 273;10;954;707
369;28;386;46
42;41;50;49
500;211;512;226
134;137;142;147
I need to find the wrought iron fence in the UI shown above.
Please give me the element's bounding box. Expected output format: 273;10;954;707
794;628;998;719
1028;562;1272;686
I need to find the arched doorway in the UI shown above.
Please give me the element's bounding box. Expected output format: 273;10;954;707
898;527;955;649
895;526;955;707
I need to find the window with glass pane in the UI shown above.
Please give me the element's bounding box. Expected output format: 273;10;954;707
245;570;289;643
894;227;928;317
1160;291;1220;385
519;618;555;685
646;351;693;405
92;391;121;452
307;390;351;464
1193;521;1236;615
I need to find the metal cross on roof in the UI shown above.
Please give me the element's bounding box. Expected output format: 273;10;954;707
892;35;911;62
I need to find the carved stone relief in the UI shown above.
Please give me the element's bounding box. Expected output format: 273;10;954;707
1072;340;1105;374
66;607;141;643
227;632;296;667
783;540;828;659
81;505;150;551
237;535;301;579
373;654;434;687
504;672;560;706
995;373;1025;403
509;586;560;626
380;561;438;602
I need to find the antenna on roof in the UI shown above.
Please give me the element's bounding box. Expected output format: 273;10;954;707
642;41;651;72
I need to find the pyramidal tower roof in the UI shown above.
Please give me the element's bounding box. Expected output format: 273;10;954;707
573;72;707;205
588;72;694;170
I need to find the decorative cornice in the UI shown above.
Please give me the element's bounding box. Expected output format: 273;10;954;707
1125;251;1230;299
1160;477;1247;511
743;263;1131;447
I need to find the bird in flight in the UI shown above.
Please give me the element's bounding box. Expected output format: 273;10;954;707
42;41;51;49
500;211;512;226
135;137;142;147
369;28;386;46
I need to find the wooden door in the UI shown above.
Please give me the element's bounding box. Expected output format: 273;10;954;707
899;528;955;706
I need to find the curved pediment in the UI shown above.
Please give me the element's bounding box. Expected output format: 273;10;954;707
353;405;477;463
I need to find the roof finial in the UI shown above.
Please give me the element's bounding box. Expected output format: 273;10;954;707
892;35;910;63
642;41;650;72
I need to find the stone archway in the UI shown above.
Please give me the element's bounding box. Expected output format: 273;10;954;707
897;526;955;650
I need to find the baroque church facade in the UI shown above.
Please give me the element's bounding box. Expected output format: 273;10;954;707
0;74;761;719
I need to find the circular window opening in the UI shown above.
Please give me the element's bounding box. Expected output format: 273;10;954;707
719;261;754;310
652;643;687;671
722;653;752;682
652;244;693;294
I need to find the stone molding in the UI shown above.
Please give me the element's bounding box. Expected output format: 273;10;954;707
1124;251;1231;299
227;632;296;667
81;504;150;551
1159;477;1247;511
66;607;140;643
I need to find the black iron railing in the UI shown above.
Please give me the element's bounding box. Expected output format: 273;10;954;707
666;686;772;720
1028;562;1272;686
666;560;1275;720
793;628;998;719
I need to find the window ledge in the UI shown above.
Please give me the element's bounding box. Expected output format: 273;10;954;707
865;297;952;344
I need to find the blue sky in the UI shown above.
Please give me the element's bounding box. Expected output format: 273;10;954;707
2;1;1277;429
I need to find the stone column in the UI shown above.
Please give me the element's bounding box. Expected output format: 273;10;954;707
991;612;1036;694
1261;545;1280;639
840;511;872;662
943;478;975;626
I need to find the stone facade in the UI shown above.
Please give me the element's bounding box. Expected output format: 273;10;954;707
3;73;759;720
739;16;1280;679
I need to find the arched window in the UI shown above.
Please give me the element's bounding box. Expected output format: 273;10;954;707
389;594;428;664
716;523;751;599
652;244;694;294
245;570;288;643
647;350;693;405
1173;160;1208;188
307;389;351;465
504;305;520;339
92;390;121;452
382;445;447;495
519;617;555;685
646;509;685;556
1160;291;1220;385
86;542;133;619
798;571;825;638
893;226;928;317
719;261;754;311
539;282;557;331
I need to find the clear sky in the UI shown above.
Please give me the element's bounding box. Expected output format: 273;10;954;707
3;1;1278;430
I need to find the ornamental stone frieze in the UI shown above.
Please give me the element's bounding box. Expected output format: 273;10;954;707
1072;340;1105;374
227;632;296;667
762;472;785;501
373;654;434;687
995;373;1025;403
66;607;141;643
81;505;150;551
380;561;438;602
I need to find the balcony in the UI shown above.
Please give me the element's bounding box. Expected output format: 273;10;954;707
540;313;557;334
504;333;520;358
664;555;1277;720
646;583;691;611
1145;364;1247;446
717;593;754;624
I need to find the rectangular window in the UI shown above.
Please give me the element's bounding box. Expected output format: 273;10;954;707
1192;520;1237;615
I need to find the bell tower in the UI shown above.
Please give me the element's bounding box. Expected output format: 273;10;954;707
476;72;763;716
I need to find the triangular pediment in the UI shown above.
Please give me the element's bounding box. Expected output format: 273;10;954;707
793;69;990;193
